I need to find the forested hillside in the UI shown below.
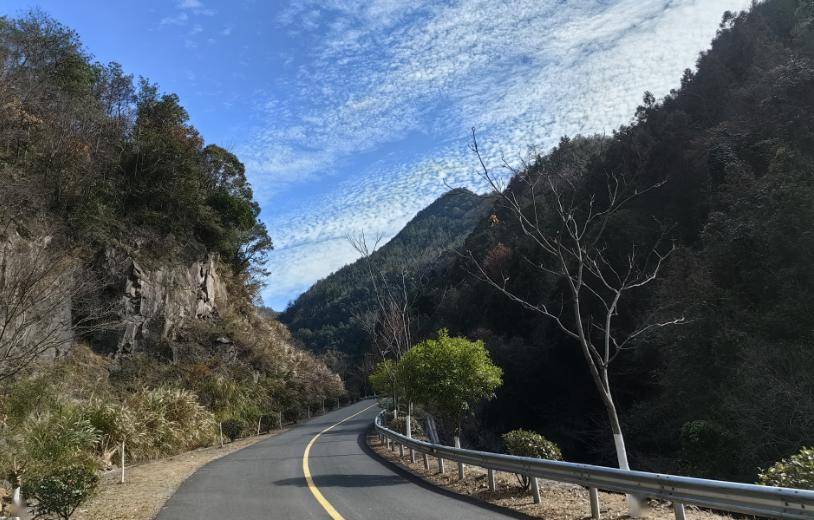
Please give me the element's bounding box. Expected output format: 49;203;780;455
0;12;343;503
281;188;495;389
423;0;814;481
299;0;814;483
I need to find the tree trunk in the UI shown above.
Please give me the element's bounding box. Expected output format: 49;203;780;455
406;401;416;462
406;401;412;438
602;388;640;515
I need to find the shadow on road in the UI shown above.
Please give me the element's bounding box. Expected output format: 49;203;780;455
274;474;404;488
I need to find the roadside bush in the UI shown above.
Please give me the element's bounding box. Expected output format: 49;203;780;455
758;447;814;489
20;406;100;480
0;376;60;427
220;418;243;442
0;395;100;490
83;400;138;468
25;464;99;520
125;387;216;460
679;420;738;478
388;416;424;437
502;429;562;490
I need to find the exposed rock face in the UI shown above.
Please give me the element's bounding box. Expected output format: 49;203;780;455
102;250;228;355
2;230;230;359
0;228;74;363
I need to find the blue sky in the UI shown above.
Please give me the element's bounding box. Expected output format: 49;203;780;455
2;0;749;310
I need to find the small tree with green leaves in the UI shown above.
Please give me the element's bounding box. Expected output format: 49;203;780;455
369;359;399;414
502;429;562;489
26;464;98;520
399;329;502;445
758;447;814;490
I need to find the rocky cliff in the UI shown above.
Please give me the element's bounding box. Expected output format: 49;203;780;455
98;249;229;355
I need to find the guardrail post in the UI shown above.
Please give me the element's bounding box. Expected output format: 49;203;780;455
454;435;465;479
673;502;686;520
410;448;416;463
399;443;405;457
438;457;445;474
531;476;541;504
488;468;496;492
589;487;600;519
423;453;430;471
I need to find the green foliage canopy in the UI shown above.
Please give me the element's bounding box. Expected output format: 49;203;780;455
399;329;502;430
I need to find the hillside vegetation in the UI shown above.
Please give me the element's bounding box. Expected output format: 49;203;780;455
0;12;343;513
296;0;814;483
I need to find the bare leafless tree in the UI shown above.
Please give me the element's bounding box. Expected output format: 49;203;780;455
348;233;413;362
348;232;416;430
0;222;111;380
466;129;684;477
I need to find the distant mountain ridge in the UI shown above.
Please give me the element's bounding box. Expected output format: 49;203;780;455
280;188;496;383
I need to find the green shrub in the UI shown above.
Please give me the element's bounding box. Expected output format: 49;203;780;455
220;419;243;442
21;406;100;480
502;429;563;460
84;400;136;454
0;376;60;427
25;464;99;520
680;420;737;477
758;447;814;489
0;396;99;487
388;416;424;437
502;429;562;490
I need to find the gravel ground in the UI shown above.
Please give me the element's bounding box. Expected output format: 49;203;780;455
369;433;733;520
72;431;285;520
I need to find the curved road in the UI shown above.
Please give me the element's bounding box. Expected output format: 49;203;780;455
157;399;515;520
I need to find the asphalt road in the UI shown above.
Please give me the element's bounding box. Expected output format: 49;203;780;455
156;399;516;520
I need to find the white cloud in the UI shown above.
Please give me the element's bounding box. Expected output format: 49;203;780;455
160;0;214;29
160;12;188;25
252;0;752;308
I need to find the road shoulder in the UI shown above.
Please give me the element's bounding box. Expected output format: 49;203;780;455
74;432;284;520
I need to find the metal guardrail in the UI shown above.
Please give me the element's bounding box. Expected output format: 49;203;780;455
374;411;814;519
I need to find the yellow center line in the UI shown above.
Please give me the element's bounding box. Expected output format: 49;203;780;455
302;402;379;520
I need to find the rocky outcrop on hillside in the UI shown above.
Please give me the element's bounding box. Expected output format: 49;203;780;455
98;249;228;355
0;226;74;368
